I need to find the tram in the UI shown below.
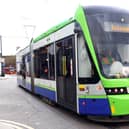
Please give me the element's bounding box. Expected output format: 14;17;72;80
16;5;129;121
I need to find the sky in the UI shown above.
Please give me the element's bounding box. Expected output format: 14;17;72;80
1;0;129;55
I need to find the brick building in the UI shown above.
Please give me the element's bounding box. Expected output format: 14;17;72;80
3;55;16;67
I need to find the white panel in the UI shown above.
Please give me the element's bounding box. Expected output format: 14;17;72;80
26;76;31;84
77;81;106;96
16;45;30;61
54;22;75;41
17;75;22;80
33;33;55;50
34;78;56;91
16;51;23;63
33;22;75;50
22;46;30;55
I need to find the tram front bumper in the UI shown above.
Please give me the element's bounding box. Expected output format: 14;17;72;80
108;95;129;116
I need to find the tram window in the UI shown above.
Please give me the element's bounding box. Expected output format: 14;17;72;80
39;46;49;79
21;56;26;79
77;35;99;84
34;50;40;78
56;37;74;77
66;38;74;77
78;36;92;78
48;44;55;80
18;64;22;75
56;41;64;76
25;53;31;76
35;44;55;80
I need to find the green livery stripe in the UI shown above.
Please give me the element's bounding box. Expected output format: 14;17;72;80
36;83;56;91
108;95;129;116
101;78;129;88
78;95;107;99
74;6;101;78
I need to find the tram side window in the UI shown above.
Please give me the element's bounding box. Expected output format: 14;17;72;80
48;44;55;80
78;35;99;84
34;50;40;78
39;46;49;79
56;41;64;76
36;44;55;80
56;37;74;77
21;56;26;79
78;35;92;78
25;53;31;76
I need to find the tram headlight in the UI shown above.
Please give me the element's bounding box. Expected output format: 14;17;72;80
127;87;129;93
108;89;112;93
106;87;127;95
120;88;124;93
114;88;118;93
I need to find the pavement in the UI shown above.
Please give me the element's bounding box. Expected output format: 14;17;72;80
0;74;16;80
0;74;35;129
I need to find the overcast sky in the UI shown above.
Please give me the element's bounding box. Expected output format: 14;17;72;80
1;0;129;55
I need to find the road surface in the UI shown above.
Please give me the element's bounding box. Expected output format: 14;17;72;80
0;75;129;129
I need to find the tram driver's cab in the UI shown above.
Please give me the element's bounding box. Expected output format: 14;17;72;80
85;6;129;78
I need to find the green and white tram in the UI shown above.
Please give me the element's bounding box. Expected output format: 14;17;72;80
16;5;129;121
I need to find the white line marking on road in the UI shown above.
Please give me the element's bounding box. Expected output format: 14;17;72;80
0;120;35;129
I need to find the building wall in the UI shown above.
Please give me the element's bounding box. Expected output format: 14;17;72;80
3;56;16;67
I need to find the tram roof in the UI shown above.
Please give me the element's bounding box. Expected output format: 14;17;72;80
33;5;129;44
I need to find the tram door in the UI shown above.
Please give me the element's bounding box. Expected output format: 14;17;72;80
56;36;76;111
